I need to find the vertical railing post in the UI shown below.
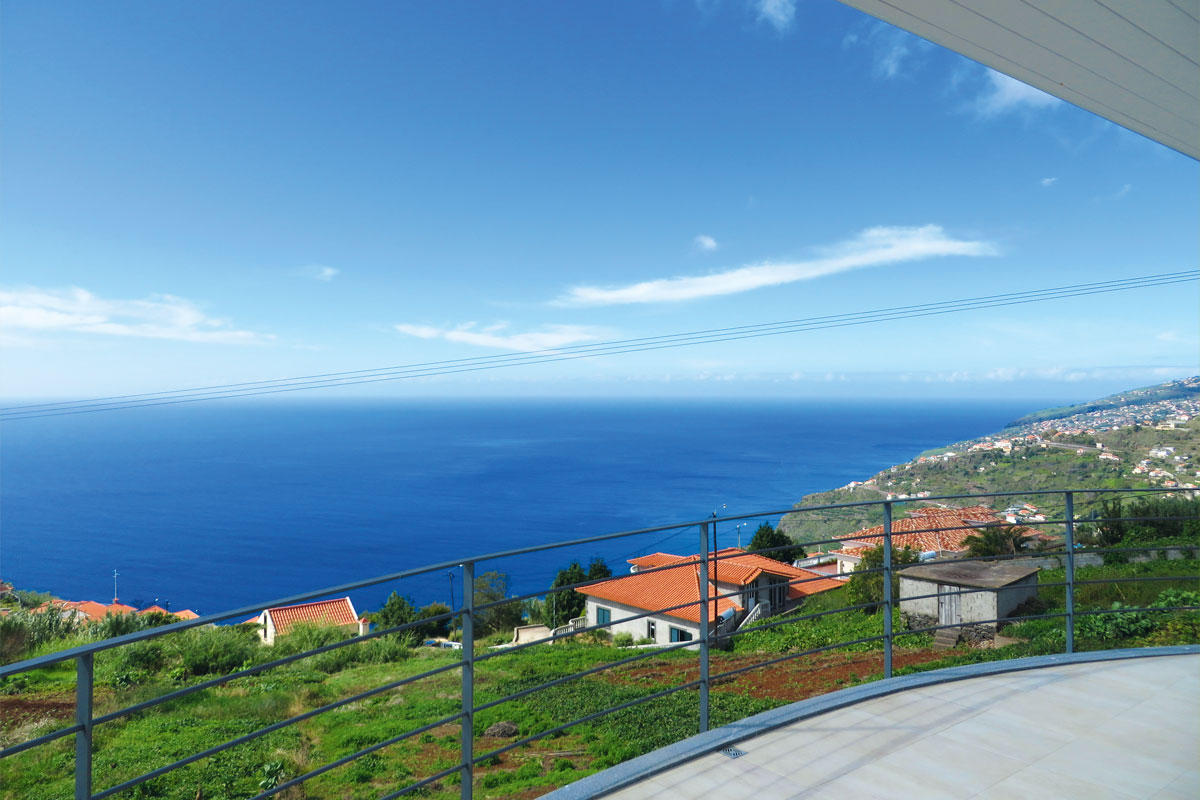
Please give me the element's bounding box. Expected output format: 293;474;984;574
75;653;94;800
882;502;894;679
697;522;710;733
460;562;475;800
1064;492;1076;654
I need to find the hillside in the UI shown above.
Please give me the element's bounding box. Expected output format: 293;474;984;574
1006;376;1199;428
781;378;1200;544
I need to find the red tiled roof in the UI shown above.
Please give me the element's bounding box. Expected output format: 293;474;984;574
138;605;171;616
586;548;840;623
174;609;200;620
58;600;138;622
582;561;740;624
833;506;1031;556
264;597;359;637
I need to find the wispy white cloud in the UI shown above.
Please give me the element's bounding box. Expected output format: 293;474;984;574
1115;183;1133;199
975;69;1060;116
694;234;719;252
0;287;271;344
298;264;340;281
754;0;795;32
845;23;933;80
1041;177;1058;187
395;321;605;352
555;225;996;307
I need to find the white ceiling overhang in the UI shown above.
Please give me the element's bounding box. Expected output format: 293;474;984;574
836;0;1200;160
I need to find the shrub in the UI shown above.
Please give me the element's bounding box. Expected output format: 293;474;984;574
612;632;634;647
1076;603;1156;641
173;625;259;677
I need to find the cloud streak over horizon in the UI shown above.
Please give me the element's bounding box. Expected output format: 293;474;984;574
394;321;605;352
555;225;996;306
0;287;270;344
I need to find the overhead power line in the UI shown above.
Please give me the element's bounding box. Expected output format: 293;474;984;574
2;270;1195;421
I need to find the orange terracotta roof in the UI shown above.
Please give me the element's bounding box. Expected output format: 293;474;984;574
174;609;200;620
583;562;740;624
629;553;683;569
591;548;840;623
264;597;359;637
708;549;842;596
834;506;1031;556
138;605;171;616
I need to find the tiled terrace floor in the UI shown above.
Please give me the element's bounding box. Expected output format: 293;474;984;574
604;654;1198;800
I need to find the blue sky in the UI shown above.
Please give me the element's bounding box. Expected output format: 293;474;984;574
2;1;1197;402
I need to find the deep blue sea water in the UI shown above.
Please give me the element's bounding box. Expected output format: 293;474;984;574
0;398;1035;617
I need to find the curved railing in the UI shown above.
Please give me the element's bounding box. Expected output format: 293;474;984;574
0;488;1196;799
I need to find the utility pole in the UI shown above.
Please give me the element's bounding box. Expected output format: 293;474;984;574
112;570;119;604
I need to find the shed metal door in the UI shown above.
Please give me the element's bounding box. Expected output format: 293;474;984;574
938;585;960;626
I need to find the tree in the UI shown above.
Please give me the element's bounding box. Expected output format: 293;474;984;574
586;557;612;581
963;526;1029;558
473;571;523;636
415;602;452;638
746;523;806;564
845;545;919;611
373;592;417;634
545;558;610;629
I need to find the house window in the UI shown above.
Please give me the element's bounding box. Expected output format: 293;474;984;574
669;627;693;642
596;607;611;625
647;620;656;639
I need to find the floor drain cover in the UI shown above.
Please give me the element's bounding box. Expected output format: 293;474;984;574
718;746;747;759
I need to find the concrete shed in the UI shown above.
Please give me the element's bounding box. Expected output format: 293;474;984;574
899;561;1039;643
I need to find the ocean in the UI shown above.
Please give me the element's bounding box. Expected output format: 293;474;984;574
0;398;1035;617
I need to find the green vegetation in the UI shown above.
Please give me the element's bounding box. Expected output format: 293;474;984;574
746;523;805;563
963;526;1030;558
845;546;919;609
546;558;612;630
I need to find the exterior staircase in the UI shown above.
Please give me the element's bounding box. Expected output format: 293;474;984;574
736;603;768;632
932;626;961;650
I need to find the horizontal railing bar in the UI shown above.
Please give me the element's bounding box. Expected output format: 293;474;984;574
92;622;462;726
0;723;81;759
1077;604;1200;617
1075;575;1199;587
899;580;1071;606
900;610;1069;638
710;634;887;683
474;598;713;663
723;602;883;639
377;763;469;800
474;640;699;713
1072;544;1200;557
252;711;466;799
473;680;703;765
91;660;466;798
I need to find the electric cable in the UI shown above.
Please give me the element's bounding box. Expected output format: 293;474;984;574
2;270;1194;421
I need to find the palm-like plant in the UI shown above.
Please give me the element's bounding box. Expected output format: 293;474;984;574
963;525;1028;558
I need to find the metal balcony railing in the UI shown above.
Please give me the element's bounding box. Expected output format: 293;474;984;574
0;488;1196;799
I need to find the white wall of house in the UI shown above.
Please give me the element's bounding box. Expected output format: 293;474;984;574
585;597;701;644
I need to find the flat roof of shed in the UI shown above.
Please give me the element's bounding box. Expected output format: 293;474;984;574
898;561;1039;589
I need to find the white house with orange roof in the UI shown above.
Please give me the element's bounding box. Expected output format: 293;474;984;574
578;548;842;645
253;597;369;645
